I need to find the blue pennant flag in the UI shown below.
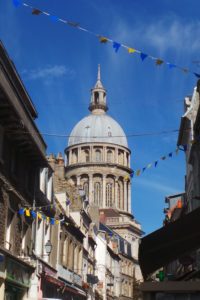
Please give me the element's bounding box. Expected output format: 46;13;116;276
142;167;146;173
50;15;59;22
168;63;176;69
140;53;148;61
194;73;200;78
50;218;55;225
31;211;37;219
113;42;121;53
183;145;187;152
13;0;21;7
168;152;173;158
155;161;158;167
18;208;24;215
66;199;71;206
130;171;134;178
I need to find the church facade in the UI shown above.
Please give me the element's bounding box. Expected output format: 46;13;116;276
65;65;143;283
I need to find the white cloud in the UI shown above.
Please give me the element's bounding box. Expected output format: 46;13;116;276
22;65;75;81
134;177;182;195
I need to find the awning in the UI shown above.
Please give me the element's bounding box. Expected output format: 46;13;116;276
139;206;200;279
45;275;86;297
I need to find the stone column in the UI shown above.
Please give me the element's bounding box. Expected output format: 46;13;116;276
124;151;127;166
68;150;72;165
77;175;81;186
90;146;93;162
115;177;118;208
89;174;93;203
78;147;81;163
128;182;131;213
123;179;127;211
115;148;118;164
103;146;106;162
102;175;106;207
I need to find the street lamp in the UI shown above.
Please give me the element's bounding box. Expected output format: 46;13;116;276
45;240;53;256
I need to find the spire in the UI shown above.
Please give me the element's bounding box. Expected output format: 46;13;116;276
89;65;108;114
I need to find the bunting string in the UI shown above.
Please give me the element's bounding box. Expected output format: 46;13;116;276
12;0;200;79
130;142;192;179
18;208;66;225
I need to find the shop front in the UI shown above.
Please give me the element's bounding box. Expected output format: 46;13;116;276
4;257;33;300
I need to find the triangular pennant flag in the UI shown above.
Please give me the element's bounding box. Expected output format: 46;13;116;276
147;163;152;169
99;36;108;43
136;170;141;176
37;213;42;219
50;15;59;22
31;211;37;218
142;167;146;173
155;161;158;167
140;53;148;61
66;199;71;206
67;21;79;27
18;208;24;215
161;156;166;160
168;63;176;69
130;171;134;178
25;209;30;217
113;42;121;53
194;73;200;78
128;48;136;54
168;152;173;158
13;0;21;7
156;59;164;66
55;220;59;225
46;217;50;223
32;9;42;15
183;145;187;152
50;218;55;225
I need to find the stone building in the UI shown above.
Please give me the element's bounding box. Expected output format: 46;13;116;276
0;41;53;299
64;65;143;298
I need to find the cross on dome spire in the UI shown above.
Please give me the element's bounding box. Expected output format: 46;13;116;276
89;65;108;113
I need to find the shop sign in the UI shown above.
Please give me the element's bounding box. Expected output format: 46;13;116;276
57;265;82;286
6;258;30;287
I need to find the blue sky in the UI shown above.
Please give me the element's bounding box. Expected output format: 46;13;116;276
1;0;200;234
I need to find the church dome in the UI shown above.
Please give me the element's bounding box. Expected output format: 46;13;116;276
68;113;128;148
68;65;128;148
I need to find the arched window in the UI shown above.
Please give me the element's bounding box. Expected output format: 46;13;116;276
83;182;89;196
72;149;77;164
118;150;124;165
107;150;113;163
94;92;99;104
106;183;113;207
94;182;101;206
84;150;89;162
95;149;102;162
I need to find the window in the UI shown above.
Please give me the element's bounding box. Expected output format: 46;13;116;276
106;183;113;207
95;149;102;162
107;150;113;163
94;182;101;205
72;149;78;164
94;92;99;104
85;150;90;162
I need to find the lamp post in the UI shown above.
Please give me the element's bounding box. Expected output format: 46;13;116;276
45;240;53;256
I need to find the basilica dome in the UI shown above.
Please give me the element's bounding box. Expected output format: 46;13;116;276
68;113;128;148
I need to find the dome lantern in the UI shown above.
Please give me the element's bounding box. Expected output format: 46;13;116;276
89;64;108;114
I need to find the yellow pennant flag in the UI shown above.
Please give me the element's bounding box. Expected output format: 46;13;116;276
37;213;42;220
124;175;129;181
99;36;108;43
46;217;50;223
136;170;141;176
25;209;30;217
128;48;136;54
55;220;59;225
